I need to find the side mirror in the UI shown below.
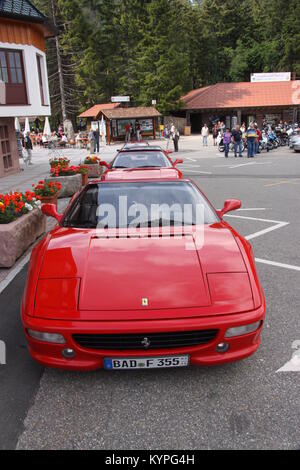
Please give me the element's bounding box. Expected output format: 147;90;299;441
100;161;110;169
41;204;63;222
217;199;241;219
166;150;173;155
173;158;183;166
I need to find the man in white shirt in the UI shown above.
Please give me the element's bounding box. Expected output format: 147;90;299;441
201;124;209;146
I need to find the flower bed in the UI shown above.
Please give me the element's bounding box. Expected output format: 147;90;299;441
83;156;103;178
45;173;82;198
0;191;41;224
0;191;45;268
48;164;84;197
49;157;70;169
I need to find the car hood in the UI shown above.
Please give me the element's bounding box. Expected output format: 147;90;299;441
34;225;253;320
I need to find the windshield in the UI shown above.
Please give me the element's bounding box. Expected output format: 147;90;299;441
112;151;172;169
63;182;218;229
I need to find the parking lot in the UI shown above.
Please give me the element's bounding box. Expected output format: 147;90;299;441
0;138;299;450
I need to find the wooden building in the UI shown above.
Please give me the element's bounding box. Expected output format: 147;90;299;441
0;0;53;178
79;105;162;143
180;81;300;133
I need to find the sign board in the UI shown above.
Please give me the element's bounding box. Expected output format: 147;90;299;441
251;72;291;83
111;96;130;103
152;99;157;105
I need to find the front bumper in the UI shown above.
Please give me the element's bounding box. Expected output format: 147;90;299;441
22;306;265;371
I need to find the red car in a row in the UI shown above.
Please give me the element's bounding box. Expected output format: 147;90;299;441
22;170;265;371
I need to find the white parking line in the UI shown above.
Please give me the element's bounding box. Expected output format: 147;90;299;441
184;169;212;174
225;214;289;241
255;258;300;272
237;208;268;211
229;161;272;169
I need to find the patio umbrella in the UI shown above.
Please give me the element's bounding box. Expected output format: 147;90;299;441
43;117;51;138
24;117;30;134
14;117;21;132
100;115;106;143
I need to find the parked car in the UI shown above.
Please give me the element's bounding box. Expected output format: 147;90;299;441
100;149;183;171
22;176;265;371
290;134;300;152
101;167;182;181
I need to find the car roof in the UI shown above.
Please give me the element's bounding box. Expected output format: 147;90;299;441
118;148;166;155
100;167;182;182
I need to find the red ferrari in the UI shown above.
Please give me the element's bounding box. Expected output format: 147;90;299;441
100;148;183;172
22;175;265;371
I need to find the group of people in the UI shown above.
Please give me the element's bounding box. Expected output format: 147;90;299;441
163;123;180;152
206;121;262;158
223;123;261;158
125;121;142;143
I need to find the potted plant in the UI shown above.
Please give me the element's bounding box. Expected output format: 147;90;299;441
32;180;62;207
83;155;103;178
79;165;89;186
49;157;70;169
0;191;45;268
45;165;82;198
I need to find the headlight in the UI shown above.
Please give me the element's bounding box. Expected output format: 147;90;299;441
27;329;66;344
225;321;262;338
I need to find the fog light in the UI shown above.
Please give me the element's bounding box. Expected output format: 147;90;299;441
62;349;76;359
27;329;66;344
225;321;262;338
216;342;229;353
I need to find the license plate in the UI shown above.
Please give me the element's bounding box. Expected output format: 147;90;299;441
104;355;189;370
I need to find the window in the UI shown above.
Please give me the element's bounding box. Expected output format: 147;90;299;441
0;126;12;170
0;51;8;83
36;54;46;106
8;51;24;84
63;182;218;229
0;49;27;105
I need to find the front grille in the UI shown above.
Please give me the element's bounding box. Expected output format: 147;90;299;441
73;330;218;351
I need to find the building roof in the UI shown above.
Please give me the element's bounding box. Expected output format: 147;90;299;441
78;103;121;119
102;107;162;120
182;81;300;110
0;0;45;22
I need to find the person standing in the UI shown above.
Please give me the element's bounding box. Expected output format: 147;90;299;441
212;124;218;146
170;122;175;137
201;123;209;146
255;124;261;155
136;121;141;141
173;128;180;152
88;128;94;152
232;124;243;157
24;131;33;165
125;123;131;143
223;127;232;158
93;127;100;153
246;123;258;158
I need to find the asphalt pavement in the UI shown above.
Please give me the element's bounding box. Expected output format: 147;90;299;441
0;141;299;450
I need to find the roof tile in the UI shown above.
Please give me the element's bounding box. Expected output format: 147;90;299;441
182;81;300;109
